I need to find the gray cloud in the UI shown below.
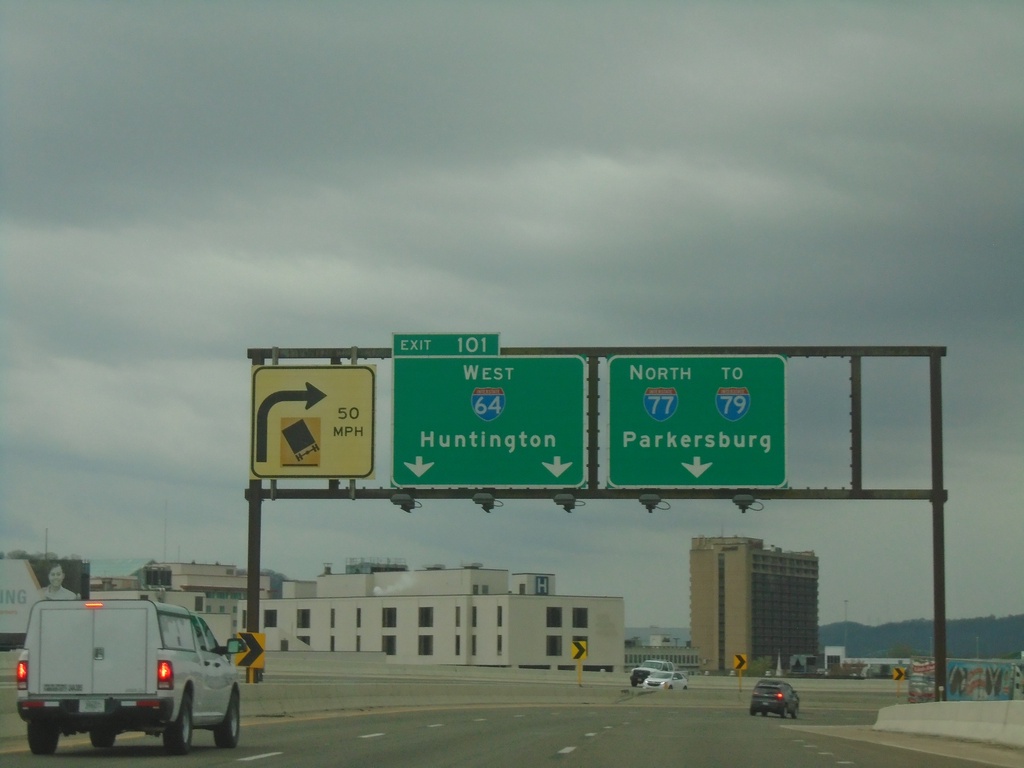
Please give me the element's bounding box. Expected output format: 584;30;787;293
2;1;1021;628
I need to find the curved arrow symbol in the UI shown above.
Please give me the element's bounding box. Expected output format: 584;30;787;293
255;383;327;462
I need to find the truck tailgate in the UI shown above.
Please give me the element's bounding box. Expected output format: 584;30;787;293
94;604;150;693
36;602;151;695
39;607;94;694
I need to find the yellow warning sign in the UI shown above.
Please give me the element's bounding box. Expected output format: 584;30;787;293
251;366;375;478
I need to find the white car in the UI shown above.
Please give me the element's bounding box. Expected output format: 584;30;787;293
641;670;689;690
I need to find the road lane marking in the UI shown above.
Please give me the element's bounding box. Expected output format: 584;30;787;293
238;753;284;762
360;733;386;739
428;723;444;728
558;747;576;754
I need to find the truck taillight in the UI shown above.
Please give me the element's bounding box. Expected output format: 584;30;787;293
16;660;28;690
157;660;174;690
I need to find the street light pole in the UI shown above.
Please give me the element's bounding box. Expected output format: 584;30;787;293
843;600;848;654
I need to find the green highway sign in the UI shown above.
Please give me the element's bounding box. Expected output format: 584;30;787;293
392;355;585;487
608;356;786;488
393;332;500;357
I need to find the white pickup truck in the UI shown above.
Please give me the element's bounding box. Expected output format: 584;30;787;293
16;598;244;755
629;659;677;687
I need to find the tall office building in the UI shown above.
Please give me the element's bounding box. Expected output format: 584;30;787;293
690;536;818;672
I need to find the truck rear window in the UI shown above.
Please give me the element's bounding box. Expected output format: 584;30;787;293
158;613;195;651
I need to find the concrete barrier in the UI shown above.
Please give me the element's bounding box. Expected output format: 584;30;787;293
240;680;614;718
874;701;1024;748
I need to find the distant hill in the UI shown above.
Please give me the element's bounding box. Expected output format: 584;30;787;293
625;615;1023;659
819;614;1024;658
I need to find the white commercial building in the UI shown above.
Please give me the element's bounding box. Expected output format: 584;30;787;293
90;559;270;643
241;560;624;670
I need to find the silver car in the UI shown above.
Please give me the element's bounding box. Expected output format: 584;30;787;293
641;670;689;690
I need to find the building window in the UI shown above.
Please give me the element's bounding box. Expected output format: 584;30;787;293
330;609;336;629
382;635;397;655
264;609;277;628
419;606;433;628
356;607;361;628
356;636;361;652
472;607;477;627
297;635;310;646
455;606;461;627
418;635;434;656
497;606;503;627
297;609;311;629
330;636;335;651
472;635;477;656
382;607;397;628
497;635;503;656
546;607;562;628
572;607;588;628
194;596;204;612
546;636;562;656
455;635;461;656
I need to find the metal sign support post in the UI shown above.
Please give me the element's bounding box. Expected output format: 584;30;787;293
245;478;262;683
930;352;947;701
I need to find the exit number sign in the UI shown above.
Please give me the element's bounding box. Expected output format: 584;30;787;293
393;333;499;357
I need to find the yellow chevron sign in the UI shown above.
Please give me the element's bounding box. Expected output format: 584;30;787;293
572;640;587;660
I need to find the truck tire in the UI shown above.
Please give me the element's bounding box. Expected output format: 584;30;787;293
213;689;240;748
27;721;60;755
163;692;193;755
90;726;117;748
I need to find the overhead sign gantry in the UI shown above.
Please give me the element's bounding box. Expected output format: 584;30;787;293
245;340;947;701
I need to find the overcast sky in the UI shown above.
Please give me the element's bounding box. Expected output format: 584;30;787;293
2;2;1021;630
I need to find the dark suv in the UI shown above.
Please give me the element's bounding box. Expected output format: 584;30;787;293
749;679;799;718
